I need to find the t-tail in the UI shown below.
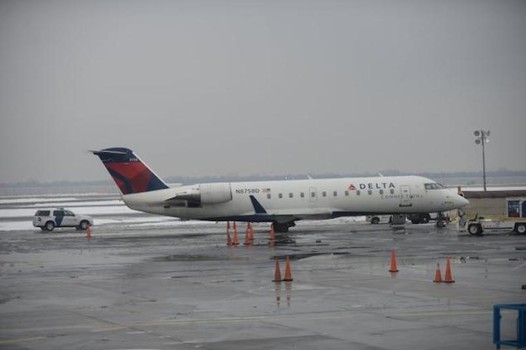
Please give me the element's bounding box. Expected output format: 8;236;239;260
91;147;169;195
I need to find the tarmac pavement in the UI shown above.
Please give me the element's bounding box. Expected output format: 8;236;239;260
1;219;525;349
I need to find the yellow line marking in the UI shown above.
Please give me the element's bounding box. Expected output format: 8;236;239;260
0;336;46;345
93;315;271;332
389;310;491;318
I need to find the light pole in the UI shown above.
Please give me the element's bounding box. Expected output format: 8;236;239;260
474;130;490;191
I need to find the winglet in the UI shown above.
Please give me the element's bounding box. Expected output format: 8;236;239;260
249;195;267;214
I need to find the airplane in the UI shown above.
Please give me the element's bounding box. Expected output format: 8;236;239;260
91;147;469;232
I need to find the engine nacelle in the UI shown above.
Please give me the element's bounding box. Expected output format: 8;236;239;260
199;183;233;204
169;183;233;205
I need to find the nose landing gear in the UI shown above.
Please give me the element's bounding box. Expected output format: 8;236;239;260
436;212;450;228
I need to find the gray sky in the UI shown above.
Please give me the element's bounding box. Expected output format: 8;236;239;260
1;0;525;183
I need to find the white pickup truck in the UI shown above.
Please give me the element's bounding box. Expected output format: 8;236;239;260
460;215;526;235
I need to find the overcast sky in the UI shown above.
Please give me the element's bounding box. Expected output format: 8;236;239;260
1;0;525;183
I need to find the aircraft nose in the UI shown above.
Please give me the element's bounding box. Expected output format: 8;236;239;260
456;195;469;208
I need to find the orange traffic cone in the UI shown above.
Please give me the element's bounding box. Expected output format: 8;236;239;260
243;223;251;246
232;222;239;246
226;227;232;246
443;257;455;283
433;262;442;283
244;222;255;246
272;259;282;282
248;223;255;243
86;225;92;240
389;250;399;273
283;256;293;282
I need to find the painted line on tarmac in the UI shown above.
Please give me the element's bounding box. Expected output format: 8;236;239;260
92;315;271;332
0;336;46;345
92;312;356;333
388;309;491;319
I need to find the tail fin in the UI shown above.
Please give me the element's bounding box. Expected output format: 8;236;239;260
91;147;169;195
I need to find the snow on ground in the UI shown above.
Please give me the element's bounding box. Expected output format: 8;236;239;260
0;221;35;231
0;213;181;232
0;204;135;219
0;197;78;204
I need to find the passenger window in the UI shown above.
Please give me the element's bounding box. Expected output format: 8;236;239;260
345;191;349;196
311;192;316;198
289;193;293;198
379;189;384;195
390;189;394;195
300;192;305;198
267;193;271;199
322;191;327;197
279;193;283;199
333;191;337;197
368;190;372;195
356;190;361;196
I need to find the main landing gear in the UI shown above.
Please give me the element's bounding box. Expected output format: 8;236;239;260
272;221;295;233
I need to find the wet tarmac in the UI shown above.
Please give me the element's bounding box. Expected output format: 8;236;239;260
1;219;525;349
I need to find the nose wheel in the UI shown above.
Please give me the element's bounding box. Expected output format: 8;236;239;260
435;212;449;228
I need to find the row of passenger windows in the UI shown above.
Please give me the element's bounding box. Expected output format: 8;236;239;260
267;188;396;200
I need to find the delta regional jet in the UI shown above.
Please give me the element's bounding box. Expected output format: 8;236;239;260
92;147;469;232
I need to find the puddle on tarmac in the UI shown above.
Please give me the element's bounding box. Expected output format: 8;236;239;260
152;255;229;262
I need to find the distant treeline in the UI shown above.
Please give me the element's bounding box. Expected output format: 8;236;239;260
2;170;526;188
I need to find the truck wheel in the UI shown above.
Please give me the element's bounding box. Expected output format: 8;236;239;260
421;214;430;224
78;220;89;230
371;217;380;224
515;224;526;234
44;221;55;232
468;224;482;236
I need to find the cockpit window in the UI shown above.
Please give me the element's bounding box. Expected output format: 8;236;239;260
425;183;446;190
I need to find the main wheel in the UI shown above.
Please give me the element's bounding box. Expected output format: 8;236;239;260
468;224;482;235
44;221;55;232
371;217;380;224
272;222;290;233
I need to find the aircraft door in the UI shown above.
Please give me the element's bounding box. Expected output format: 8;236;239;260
309;187;318;202
399;185;413;207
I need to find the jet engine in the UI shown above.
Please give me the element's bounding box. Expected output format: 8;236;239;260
171;183;232;205
200;183;233;204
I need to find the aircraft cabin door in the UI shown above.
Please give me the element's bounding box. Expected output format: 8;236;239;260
309;187;318;202
399;185;413;207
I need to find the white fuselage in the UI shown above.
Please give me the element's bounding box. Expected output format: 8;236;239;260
121;175;468;223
